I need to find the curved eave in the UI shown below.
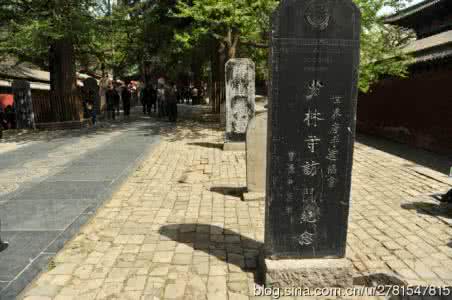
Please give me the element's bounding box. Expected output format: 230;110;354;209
403;30;452;63
404;30;452;53
384;0;443;25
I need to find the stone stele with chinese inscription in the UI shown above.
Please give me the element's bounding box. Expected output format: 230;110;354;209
225;58;256;143
265;0;361;260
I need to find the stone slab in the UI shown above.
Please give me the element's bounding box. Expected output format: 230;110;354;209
14;181;111;200
45;213;92;253
0;281;8;293
223;142;246;152
246;110;267;193
242;192;265;202
0;253;54;300
0;198;91;231
48;166;126;181
262;257;353;289
0;141;65;171
0;231;60;281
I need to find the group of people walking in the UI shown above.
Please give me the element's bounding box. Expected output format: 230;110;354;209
141;78;178;122
83;77;191;125
105;81;133;121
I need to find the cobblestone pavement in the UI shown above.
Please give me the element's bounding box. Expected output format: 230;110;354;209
20;106;452;300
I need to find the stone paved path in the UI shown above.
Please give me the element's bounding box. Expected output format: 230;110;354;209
0;108;161;299
18;106;452;300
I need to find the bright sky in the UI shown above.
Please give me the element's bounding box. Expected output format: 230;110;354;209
379;0;425;16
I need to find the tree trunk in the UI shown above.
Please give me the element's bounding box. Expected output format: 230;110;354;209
210;41;226;114
209;31;240;114
49;38;82;122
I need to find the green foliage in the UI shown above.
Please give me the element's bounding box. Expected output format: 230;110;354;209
0;0;415;90
173;0;414;92
0;0;99;67
356;0;415;92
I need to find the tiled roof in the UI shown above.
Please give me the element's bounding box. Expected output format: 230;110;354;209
384;0;443;24
404;30;452;53
403;30;452;62
0;62;50;83
0;79;50;90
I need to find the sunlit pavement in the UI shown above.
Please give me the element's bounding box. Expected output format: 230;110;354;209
12;105;452;300
0;107;161;299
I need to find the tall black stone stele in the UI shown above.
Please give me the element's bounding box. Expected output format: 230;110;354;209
12;80;36;129
266;0;360;261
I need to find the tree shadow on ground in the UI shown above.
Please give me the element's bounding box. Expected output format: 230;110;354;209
1;105;222;145
136;105;223;142
159;224;263;281
401;200;451;219
0;110;152;144
187;142;224;150
355;134;452;175
210;186;248;198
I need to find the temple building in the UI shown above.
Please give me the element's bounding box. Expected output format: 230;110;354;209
357;0;452;154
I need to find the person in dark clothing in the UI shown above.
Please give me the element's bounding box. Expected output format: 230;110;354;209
149;85;157;114
141;87;147;114
0;219;9;252
0;106;5;139
191;86;199;105
157;79;167;118
0;238;7;252
442;189;452;203
106;82;119;120
142;86;150;114
166;83;178;122
85;90;97;125
114;83;121;116
122;84;132;118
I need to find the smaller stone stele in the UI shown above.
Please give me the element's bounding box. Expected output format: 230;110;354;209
262;257;353;289
224;58;256;148
245;109;268;194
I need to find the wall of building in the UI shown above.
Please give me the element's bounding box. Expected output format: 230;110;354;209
357;66;452;155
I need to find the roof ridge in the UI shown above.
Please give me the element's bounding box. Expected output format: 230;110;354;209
385;0;443;23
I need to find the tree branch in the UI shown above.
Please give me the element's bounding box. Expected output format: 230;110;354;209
240;40;269;48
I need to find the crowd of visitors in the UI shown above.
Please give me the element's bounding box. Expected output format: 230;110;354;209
138;78;206;123
102;80;136;122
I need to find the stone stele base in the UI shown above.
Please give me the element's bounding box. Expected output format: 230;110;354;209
263;257;353;289
242;192;265;202
223;142;246;151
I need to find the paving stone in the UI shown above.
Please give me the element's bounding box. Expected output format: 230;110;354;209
172;254;192;265
48;264;78;276
207;276;227;294
164;283;186;299
152;252;174;263
18;106;452;300
124;276;147;291
149;265;170;277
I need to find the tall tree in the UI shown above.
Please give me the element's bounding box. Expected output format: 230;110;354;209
173;0;415;111
0;0;100;121
174;0;276;112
